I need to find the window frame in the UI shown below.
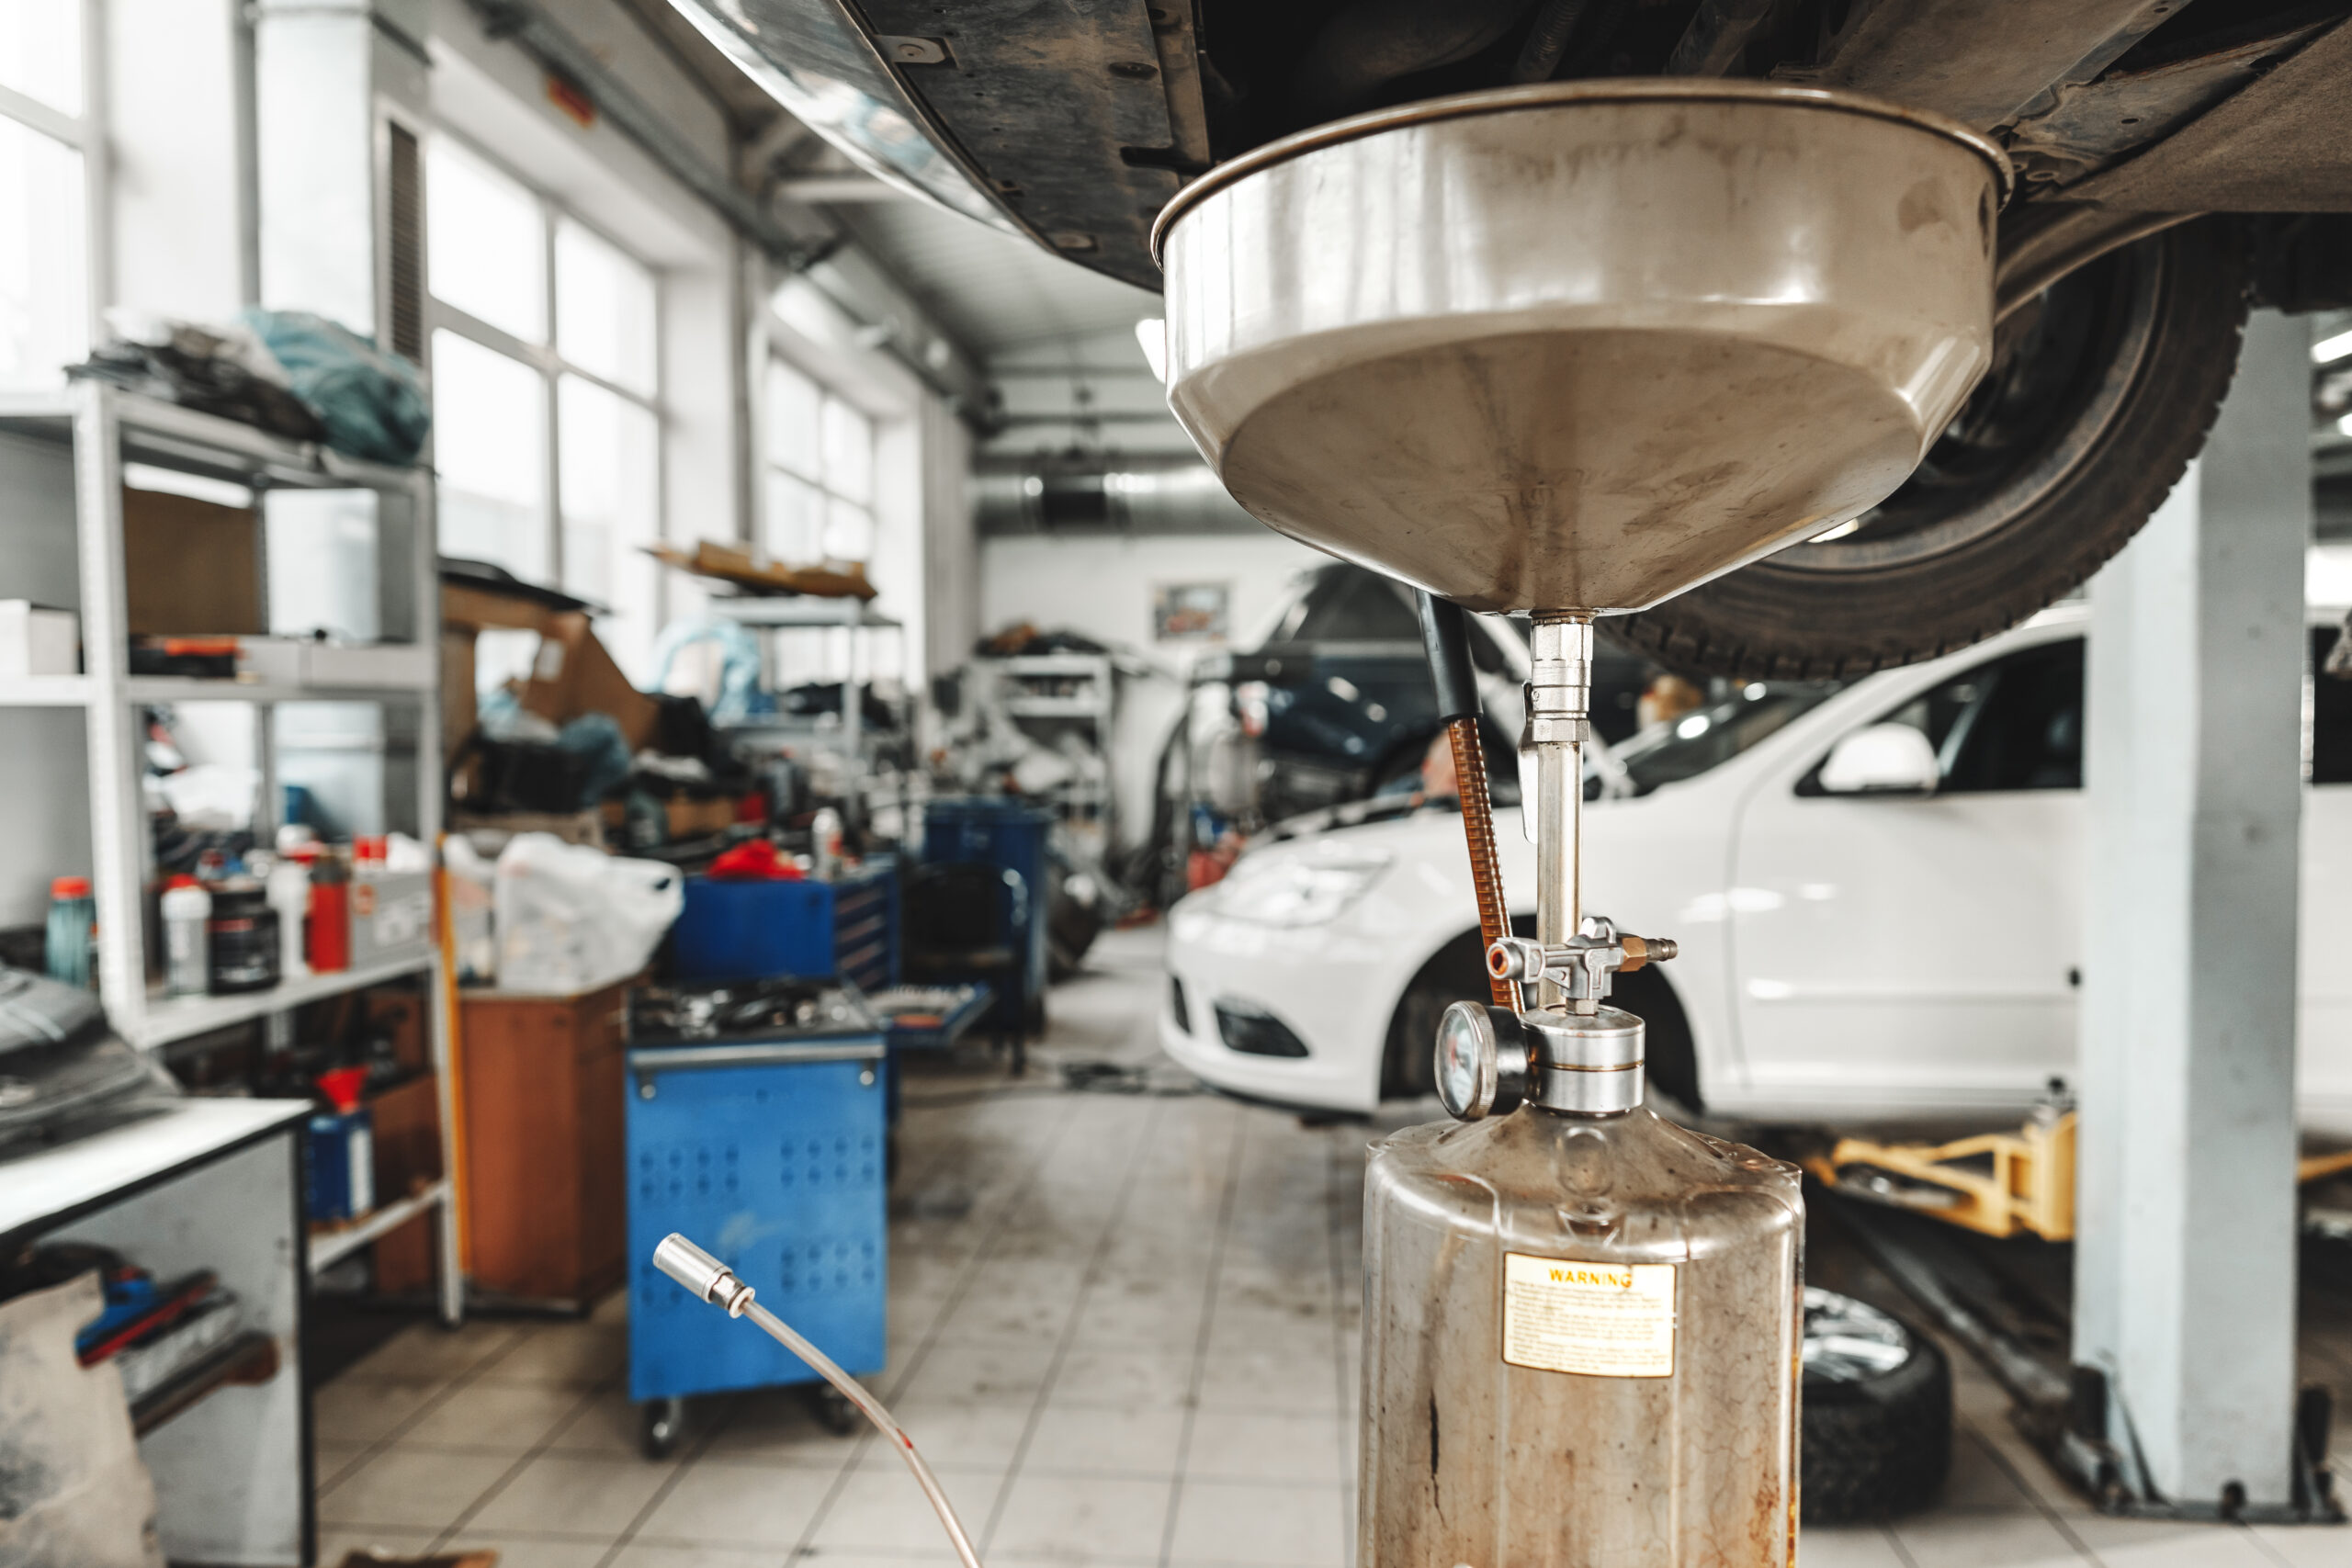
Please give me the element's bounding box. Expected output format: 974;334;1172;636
0;0;108;382
761;349;879;566
423;126;666;598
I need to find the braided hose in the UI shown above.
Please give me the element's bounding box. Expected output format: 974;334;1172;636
1445;716;1517;1010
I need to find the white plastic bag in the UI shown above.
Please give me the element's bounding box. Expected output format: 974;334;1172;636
493;832;682;995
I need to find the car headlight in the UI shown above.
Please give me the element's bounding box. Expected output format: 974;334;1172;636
1212;852;1391;928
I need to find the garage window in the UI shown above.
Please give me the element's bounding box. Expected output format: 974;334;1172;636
426;134;663;685
763;357;876;565
0;0;89;389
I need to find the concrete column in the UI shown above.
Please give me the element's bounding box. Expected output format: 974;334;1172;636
252;0;428;336
2074;310;2312;1509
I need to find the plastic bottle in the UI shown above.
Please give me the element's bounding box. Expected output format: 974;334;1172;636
161;876;212;997
44;875;96;990
265;852;311;980
308;852;351;974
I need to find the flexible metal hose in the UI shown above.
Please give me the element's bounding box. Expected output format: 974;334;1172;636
740;1301;985;1568
652;1235;983;1568
1445;716;1517;1009
1511;0;1592;81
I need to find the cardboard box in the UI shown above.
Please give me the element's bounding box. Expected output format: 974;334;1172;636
518;611;659;751
0;602;77;676
123;488;261;636
233;637;434;688
349;872;435;967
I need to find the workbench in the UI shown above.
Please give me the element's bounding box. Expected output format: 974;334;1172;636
0;1097;315;1566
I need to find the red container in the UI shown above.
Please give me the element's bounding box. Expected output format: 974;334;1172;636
308;852;350;974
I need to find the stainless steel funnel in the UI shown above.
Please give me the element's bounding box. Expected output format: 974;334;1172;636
1154;81;2009;615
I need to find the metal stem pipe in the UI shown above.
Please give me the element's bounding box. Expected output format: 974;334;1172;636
1528;615;1593;1011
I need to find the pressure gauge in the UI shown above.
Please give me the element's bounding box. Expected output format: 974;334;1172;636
1433;1001;1532;1122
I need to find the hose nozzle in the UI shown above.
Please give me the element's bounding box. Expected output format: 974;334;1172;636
653;1233;756;1317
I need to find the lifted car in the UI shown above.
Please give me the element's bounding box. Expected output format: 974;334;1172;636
680;0;2352;674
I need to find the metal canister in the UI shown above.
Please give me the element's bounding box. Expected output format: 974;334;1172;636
1361;1008;1804;1566
206;883;281;995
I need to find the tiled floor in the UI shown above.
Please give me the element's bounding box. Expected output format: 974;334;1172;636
315;927;2352;1567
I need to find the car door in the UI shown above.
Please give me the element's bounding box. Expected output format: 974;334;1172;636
1728;635;2086;1118
2302;625;2352;1131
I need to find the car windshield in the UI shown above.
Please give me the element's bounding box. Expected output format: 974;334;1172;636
1606;683;1839;797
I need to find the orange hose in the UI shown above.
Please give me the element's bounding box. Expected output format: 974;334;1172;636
1446;716;1516;1009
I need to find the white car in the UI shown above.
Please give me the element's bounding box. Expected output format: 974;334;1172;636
1160;604;2352;1132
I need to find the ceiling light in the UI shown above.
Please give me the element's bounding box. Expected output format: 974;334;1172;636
2312;327;2352;364
1136;317;1167;382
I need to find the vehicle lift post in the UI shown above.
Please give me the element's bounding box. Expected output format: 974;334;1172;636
2069;310;2327;1519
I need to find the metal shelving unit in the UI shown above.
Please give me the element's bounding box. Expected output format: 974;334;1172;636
0;379;462;1322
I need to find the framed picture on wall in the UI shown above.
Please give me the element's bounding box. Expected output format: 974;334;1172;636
1153;581;1230;642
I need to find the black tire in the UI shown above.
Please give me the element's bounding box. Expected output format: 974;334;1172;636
1615;220;2249;681
1802;1288;1953;1524
640;1398;684;1461
808;1385;859;1436
1382;929;1491;1100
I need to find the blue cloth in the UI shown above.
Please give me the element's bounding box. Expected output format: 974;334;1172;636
243;309;429;465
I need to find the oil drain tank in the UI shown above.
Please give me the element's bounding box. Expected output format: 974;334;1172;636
1155;82;2007;1565
1152;81;2009;615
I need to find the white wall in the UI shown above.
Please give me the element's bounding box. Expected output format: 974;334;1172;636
978;530;1330;840
107;0;250;321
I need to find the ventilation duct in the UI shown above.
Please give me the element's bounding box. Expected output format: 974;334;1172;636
974;455;1263;536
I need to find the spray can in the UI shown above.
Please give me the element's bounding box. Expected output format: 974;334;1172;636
160;876;211;997
810;807;842;881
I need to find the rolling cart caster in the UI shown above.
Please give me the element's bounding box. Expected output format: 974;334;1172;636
808;1385;858;1436
640;1397;685;1460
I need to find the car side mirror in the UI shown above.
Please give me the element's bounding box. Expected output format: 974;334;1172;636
1817;724;1940;795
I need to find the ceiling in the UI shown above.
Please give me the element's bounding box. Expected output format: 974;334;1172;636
825;196;1161;361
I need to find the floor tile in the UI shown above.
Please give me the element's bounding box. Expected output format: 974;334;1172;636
314;1526;438;1563
1023;1404;1188;1477
695;1390;866;1470
890;1343;1060;1406
337;1322;523;1385
987;1473;1175;1560
1787;1526;1912;1567
475;1323;628;1387
853;1402;1035;1473
2066;1517;2284;1566
1886;1511;2093;1568
319;1448;511;1529
2248;1521;2352;1567
468;1452;678;1537
397;1381;594;1452
1182;1410;1348;1484
313;1377;447;1445
1165;1478;1347;1565
438;1534;615;1567
1930;1426;2044;1513
808;1464;1008;1552
608;1546;803;1568
1194;1348;1343;1415
630;1458;839;1547
1049;1349;1197;1409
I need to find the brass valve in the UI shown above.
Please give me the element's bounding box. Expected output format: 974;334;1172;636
1487;917;1676;1013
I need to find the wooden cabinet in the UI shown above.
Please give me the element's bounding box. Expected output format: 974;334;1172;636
458;979;630;1306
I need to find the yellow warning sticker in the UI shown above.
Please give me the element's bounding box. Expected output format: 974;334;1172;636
1501;1253;1677;1378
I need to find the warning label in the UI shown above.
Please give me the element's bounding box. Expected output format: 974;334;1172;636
1501;1253;1677;1378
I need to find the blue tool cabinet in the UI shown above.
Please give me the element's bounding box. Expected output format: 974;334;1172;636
669;866;898;990
624;1034;888;1455
922;799;1051;1012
